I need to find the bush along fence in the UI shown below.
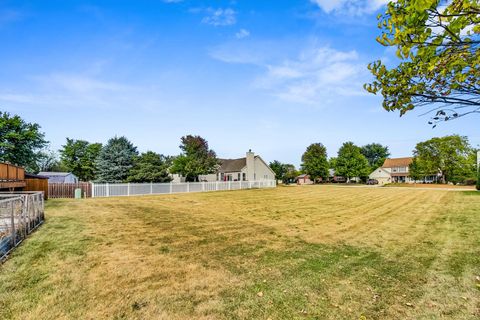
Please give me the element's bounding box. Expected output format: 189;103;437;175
92;180;277;198
0;192;45;260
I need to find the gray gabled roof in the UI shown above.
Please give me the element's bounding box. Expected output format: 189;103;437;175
38;172;73;177
217;158;247;173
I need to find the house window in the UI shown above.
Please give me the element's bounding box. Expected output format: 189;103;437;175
242;173;246;181
238;173;241;181
220;173;225;181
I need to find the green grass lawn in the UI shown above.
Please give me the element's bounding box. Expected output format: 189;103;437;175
0;186;479;319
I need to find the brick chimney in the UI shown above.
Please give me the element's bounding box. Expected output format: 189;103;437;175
246;149;255;181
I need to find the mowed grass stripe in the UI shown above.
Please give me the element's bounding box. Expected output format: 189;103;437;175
0;186;479;319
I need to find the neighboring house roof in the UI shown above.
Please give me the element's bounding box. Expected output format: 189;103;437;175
382;157;413;168
296;174;309;178
25;173;49;179
218;158;247;173
38;172;74;177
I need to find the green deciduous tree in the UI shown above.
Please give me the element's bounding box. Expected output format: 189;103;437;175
127;151;172;183
335;142;370;181
361;143;391;169
476;169;480;190
412;135;474;183
283;164;299;184
409;157;428;183
366;0;480;125
269;160;286;181
96;136;138;183
301;143;329;182
37;148;64;172
0;111;48;172
269;161;298;183
59;138;102;181
170;135;218;182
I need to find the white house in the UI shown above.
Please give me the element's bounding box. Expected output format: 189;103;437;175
38;172;79;183
369;157;438;185
199;150;275;182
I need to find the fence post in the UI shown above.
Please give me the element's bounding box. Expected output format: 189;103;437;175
202;181;205;192
150;182;153;194
127;183;130;196
106;183;110;197
187;182;190;193
169;182;172;194
228;180;231;190
10;200;16;246
91;182;95;198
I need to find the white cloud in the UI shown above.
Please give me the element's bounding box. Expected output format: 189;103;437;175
202;8;236;26
210;41;369;105
311;0;388;15
163;0;183;3
235;28;250;39
0;72;165;110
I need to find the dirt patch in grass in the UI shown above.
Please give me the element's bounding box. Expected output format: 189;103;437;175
0;186;479;319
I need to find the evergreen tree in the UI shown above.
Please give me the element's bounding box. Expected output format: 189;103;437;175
127;151;172;183
335;142;370;182
170;135;218;182
96;136;138;182
60;138;102;181
301;143;329;182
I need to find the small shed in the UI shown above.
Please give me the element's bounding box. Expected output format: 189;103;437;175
296;174;314;185
38;172;79;183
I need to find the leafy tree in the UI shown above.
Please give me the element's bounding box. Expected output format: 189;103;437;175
0;111;47;172
361;143;390;169
37;148;64;172
301;143;329;182
127;151;172;183
96;136;138;183
409;157;427;183
59;138;102;181
412;135;473;183
170;135;218;182
283;164;299;184
269;160;286;181
269;161;298;183
477;169;480;190
366;0;480;125
335;142;370;182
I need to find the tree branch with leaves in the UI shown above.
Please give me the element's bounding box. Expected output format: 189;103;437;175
365;0;480;126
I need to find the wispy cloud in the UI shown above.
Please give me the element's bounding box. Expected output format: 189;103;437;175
210;40;370;105
311;0;388;16
163;0;183;3
235;29;250;39
0;72;165;111
202;8;236;26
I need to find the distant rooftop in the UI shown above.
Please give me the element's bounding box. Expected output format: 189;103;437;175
382;157;413;168
38;172;73;177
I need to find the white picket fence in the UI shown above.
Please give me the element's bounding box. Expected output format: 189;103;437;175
91;180;276;198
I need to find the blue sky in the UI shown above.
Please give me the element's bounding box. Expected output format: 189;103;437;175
1;0;478;166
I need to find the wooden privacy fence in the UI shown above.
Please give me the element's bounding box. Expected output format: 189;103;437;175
48;183;92;199
0;192;44;260
0;163;25;181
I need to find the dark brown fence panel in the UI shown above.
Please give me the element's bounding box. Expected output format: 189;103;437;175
48;183;92;199
25;179;49;200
